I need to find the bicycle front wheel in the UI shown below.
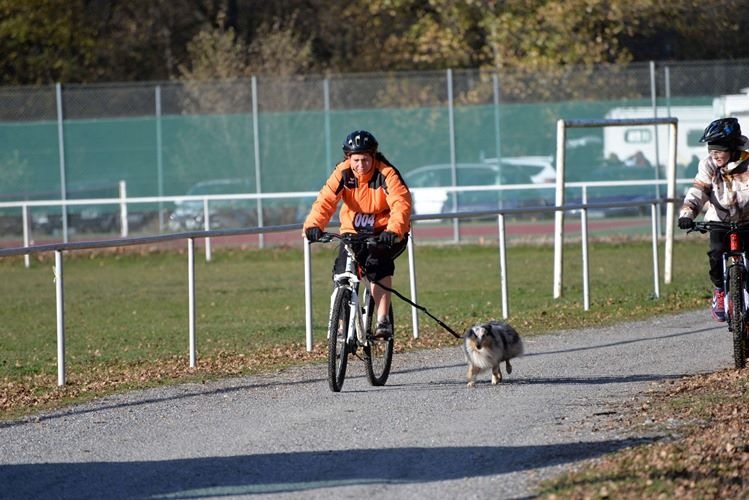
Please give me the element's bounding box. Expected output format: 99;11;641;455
364;297;394;386
728;263;747;369
328;288;351;392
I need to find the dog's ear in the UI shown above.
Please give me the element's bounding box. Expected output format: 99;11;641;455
487;324;502;341
463;326;475;338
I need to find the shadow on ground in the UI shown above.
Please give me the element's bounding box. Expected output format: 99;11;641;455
0;440;651;498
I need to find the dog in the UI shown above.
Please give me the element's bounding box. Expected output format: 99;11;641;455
463;321;524;387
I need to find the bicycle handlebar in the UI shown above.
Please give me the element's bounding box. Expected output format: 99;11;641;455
314;232;380;247
689;221;749;234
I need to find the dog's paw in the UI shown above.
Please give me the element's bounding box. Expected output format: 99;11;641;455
506;360;513;374
467;380;476;388
491;376;501;385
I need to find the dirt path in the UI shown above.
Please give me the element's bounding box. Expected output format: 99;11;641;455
0;309;728;499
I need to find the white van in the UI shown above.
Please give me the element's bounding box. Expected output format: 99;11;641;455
603;105;714;168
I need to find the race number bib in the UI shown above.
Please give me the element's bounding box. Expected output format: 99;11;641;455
353;213;376;234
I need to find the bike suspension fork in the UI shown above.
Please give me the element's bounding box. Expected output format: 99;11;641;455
730;233;749;309
361;286;373;335
347;289;361;343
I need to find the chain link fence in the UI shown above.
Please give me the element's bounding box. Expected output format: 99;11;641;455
1;59;748;239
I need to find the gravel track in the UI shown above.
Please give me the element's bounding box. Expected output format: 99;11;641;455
0;310;729;499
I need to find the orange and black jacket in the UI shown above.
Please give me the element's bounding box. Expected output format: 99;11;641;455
303;153;412;238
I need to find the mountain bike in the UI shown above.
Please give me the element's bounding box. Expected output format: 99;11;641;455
689;221;749;368
314;232;395;392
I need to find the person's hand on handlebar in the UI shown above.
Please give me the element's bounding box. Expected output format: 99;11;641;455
305;227;323;242
378;230;398;247
678;217;695;230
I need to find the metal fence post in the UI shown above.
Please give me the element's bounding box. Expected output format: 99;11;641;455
203;198;212;262
22;204;30;268
155;84;164;233
55;83;69;244
650;61;663;237
581;208;590;311
119;180;128;237
651;203;661;298
407;231;419;338
492;73;502;163
251;76;265;249
553;119;567;299
54;249;66;386
323;78;332;175
188;237;197;368
304;237;313;351
446;69;459;243
665;121;678;284
497;214;509;319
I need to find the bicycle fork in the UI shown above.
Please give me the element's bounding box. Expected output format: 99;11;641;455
348;286;374;345
346;289;362;345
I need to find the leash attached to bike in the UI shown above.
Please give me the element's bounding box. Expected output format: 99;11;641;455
373;280;463;339
317;231;463;340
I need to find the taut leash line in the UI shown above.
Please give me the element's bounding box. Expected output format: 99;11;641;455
373;280;463;339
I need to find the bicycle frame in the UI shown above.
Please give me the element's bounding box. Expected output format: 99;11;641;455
329;242;373;347
690;220;749;369
315;231;396;391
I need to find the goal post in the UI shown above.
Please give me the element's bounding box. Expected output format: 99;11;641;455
553;117;678;299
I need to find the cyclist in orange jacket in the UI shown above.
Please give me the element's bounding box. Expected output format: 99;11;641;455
304;130;412;338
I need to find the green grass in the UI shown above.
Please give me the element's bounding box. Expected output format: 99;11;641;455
1;237;711;379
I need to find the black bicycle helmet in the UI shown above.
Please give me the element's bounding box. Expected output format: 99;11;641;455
342;130;378;154
700;117;741;150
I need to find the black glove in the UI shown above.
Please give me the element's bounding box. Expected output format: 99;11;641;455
378;230;398;247
305;227;323;242
678;217;695;230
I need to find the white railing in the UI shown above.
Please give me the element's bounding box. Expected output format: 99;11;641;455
0;178;689;263
0;197;675;387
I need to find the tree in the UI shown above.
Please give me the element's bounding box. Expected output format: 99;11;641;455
0;0;103;84
1;0;748;86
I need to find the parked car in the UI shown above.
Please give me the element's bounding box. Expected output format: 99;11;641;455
404;161;555;217
566;161;658;218
168;179;256;231
168;178;304;230
482;155;557;184
31;209;153;235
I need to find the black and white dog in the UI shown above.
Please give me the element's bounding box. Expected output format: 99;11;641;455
463;321;524;387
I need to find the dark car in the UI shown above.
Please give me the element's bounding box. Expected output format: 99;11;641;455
168;179;256;231
570;162;659;217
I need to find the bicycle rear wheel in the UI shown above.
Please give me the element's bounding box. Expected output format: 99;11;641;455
364;297;394;386
328;288;351;392
728;264;747;369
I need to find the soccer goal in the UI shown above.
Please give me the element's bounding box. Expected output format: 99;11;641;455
552;117;678;299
